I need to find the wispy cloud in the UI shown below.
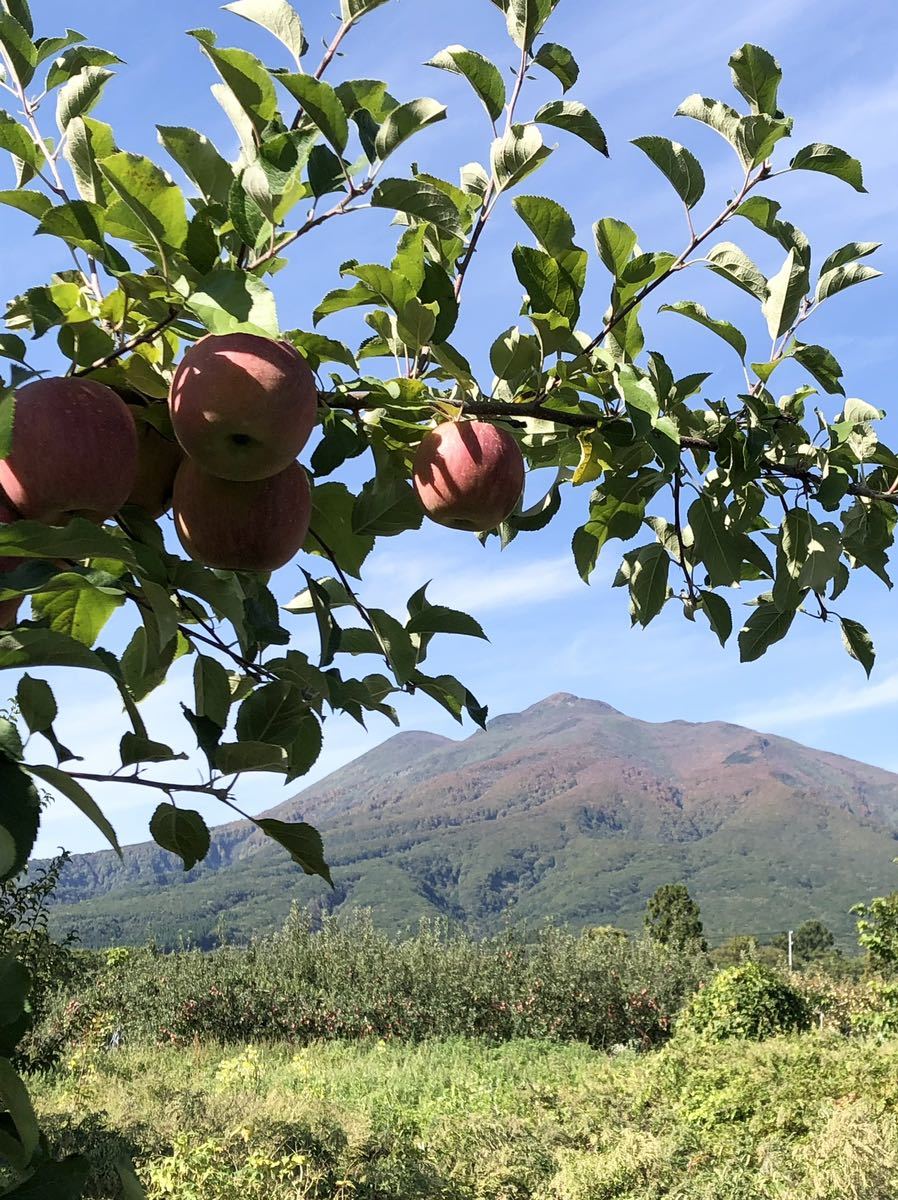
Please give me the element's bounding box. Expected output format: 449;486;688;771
733;667;898;730
363;547;585;616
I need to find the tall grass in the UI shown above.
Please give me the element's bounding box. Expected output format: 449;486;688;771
20;1034;898;1199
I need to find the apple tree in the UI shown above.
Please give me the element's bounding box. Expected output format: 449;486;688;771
0;0;890;1189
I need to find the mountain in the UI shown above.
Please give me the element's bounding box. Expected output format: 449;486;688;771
47;693;898;948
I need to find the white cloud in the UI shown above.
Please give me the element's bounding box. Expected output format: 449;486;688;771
363;546;585;616
733;667;898;730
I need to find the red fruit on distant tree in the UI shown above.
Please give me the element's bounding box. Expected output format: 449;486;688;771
0;499;24;629
412;420;525;532
0;378;138;523
169;333;317;481
125;407;184;518
172;458;311;571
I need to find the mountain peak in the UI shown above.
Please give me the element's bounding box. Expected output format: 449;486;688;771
526;692;620;714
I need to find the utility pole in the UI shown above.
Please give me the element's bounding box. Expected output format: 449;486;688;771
787;929;794;972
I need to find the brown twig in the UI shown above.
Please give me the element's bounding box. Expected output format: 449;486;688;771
73;308;182;377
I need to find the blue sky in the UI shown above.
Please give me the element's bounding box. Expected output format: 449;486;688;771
2;0;898;855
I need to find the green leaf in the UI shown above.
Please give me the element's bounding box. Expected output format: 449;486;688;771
0;628;113;674
0;11;37;87
0;333;26;361
55;65;114;132
353;472;423;538
738;601;794;662
1;1157;91;1196
406;605;487;640
0;1056;38;1162
195;41;278;135
29;764;122;857
706;242;768;301
512;244;579;322
235;681;306;747
371;177;463;237
149;802;210;871
0;188;50;218
659;300;746;360
792;342;844;395
63;115;111;205
729;43;782;115
119;733;182;766
675;94;742;146
277;74;348;153
33;29;85;66
594;216;637;277
819;241;880;277
504;0;557;50
490;325;540;382
187;268;279;335
0;759;40;882
816;262;881;303
426;45;505;122
215;739;286;774
16;674;56;733
368;609;416;684
224;0;305;66
790;143;865;191
689;495;741;587
194;655;231;729
762;248;808;340
0;956;29;1025
0;110;38;172
30;575;124;647
534;99;607;155
305;481;375;578
374;97;447;161
613;542;670;627
157;125;233;203
700;590;732;646
532;41;578;91
256;817;332;885
632;135;704;208
4;0;32;35
840;617;875;677
512;195;586;290
491;122;552;191
733;195;809;268
0;516;135;565
98;150;188;258
341;0;390;20
45;45;122;91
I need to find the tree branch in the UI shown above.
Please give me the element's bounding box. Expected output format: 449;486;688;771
246;188;372;271
66;771;230;799
454;43;530;301
72;307;182;377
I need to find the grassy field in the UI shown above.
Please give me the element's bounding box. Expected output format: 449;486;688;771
23;1033;898;1199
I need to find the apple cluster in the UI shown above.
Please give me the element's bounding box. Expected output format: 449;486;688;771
0;331;527;630
0;333;318;627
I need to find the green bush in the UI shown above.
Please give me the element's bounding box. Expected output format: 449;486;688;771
678;962;812;1040
33;908;705;1057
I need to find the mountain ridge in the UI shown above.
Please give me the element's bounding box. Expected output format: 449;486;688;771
46;693;898;948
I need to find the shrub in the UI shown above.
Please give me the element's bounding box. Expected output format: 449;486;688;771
34;909;706;1054
678;962;812;1040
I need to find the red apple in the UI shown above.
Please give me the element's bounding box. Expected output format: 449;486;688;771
412;420;525;532
172;459;311;571
0;378;138;523
125;406;184;518
0;499;23;630
169;334;317;481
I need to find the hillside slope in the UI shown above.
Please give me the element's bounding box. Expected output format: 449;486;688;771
48;693;898;946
